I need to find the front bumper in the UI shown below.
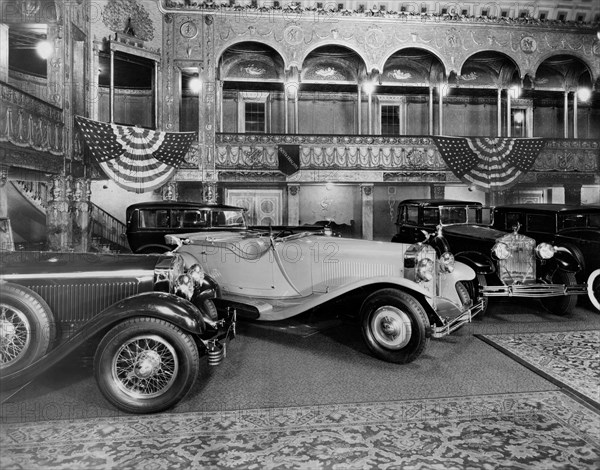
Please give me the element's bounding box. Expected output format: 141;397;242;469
482;283;588;298
431;299;485;338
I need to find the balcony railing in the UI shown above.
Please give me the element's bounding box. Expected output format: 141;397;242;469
0;82;64;156
216;133;599;175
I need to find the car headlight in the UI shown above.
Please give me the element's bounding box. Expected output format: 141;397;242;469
492;242;511;260
187;263;205;285
174;274;194;300
439;251;455;273
416;258;434;282
535;243;555;260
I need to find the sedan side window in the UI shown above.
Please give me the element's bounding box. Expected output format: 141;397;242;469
406;206;419;225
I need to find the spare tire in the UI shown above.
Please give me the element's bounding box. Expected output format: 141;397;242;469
0;283;56;376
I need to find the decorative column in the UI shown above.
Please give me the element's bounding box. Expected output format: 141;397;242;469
72;178;91;252
360;184;374;241
161;181;179;201
367;91;373;134
202;181;217;204
563;91;569;138
0;24;8;82
497;89;502;136
573;91;578;139
47;175;73;251
0;165;8;219
287;184;300;226
431;184;445;200
564;184;582;206
357;85;362;134
438;85;444;135
506;88;512;137
0;166;10;250
428;87;434;135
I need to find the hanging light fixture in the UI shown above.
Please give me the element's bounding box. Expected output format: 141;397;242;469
36;40;53;59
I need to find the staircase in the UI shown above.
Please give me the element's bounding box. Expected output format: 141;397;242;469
90;203;131;253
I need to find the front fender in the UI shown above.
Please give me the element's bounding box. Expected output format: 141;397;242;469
2;292;206;389
548;247;581;273
455;251;496;275
193;273;221;303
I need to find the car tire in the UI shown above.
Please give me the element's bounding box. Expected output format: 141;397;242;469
94;317;199;414
200;299;218;321
463;274;488;319
360;289;429;364
586;269;600;312
456;282;471;307
0;283;56;376
539;271;578;316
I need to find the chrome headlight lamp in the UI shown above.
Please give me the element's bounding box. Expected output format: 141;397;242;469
416;258;434;282
492;242;511;260
187;263;205;285
174;274;194;300
439;251;455;273
535;243;555;260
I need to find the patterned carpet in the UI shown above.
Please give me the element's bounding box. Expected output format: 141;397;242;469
479;330;600;408
1;391;599;469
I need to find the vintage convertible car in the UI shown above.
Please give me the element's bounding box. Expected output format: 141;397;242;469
166;230;484;364
126;201;342;254
0;251;235;414
391;199;589;316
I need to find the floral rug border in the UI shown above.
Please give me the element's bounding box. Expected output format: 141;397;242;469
478;330;600;408
1;391;599;469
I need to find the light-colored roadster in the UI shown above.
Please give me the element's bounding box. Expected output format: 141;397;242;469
167;230;484;364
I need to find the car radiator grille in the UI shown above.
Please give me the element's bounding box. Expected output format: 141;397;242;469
30;281;140;325
497;236;536;285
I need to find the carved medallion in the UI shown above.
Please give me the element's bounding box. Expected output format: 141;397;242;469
180;21;198;39
284;25;304;45
520;36;537;54
365;29;385;49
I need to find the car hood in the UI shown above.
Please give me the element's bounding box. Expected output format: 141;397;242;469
0;251;167;276
442;224;510;241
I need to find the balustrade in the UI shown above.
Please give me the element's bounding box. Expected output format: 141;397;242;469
0;82;64;156
215;133;599;176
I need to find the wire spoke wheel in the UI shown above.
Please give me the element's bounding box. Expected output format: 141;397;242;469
112;334;178;399
0;304;31;367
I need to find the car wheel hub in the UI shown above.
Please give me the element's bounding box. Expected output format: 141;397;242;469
112;335;178;399
0;305;31;367
134;351;161;379
371;306;412;350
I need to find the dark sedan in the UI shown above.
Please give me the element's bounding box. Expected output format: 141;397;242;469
0;250;235;413
491;204;600;281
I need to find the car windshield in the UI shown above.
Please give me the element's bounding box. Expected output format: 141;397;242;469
558;213;600;230
438;206;491;225
212;210;246;227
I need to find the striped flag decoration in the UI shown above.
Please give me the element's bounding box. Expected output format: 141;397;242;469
75;116;196;193
432;136;545;191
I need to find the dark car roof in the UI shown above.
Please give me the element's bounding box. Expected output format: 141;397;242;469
399;199;482;207
494;204;600;214
127;201;245;211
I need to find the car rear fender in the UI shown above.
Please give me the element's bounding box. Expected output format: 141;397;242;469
1;292;206;389
455;251;496;275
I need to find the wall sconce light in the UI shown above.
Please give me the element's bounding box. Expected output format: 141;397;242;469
36;40;53;59
513;111;524;124
188;75;201;94
363;81;375;95
577;88;591;102
510;85;520;99
286;80;299;99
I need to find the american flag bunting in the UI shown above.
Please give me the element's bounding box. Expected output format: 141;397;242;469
432;136;545;191
75;116;196;193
